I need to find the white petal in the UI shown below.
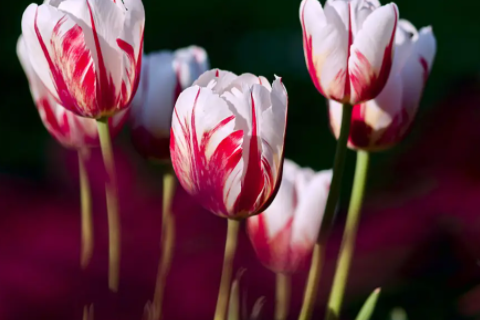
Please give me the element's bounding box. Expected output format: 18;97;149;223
348;3;398;104
256;159;299;239
194;69;238;93
130;52;176;137
21;3;62;101
171;85;241;209
291;170;332;246
301;0;349;100
328;99;343;140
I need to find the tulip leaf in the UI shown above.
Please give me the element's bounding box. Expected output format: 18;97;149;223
355;288;381;320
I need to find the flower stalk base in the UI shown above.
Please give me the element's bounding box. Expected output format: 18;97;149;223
326;150;370;320
97;118;121;292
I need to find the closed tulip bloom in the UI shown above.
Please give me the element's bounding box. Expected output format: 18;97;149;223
247;160;332;273
300;0;399;105
170;70;288;219
130;46;209;160
329;20;436;151
21;0;145;119
17;36;128;149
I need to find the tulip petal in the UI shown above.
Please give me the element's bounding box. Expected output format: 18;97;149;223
300;0;349;100
22;3;101;117
400;26;436;117
291;170;332;248
348;3;398;104
131;52;176;138
170;86;243;217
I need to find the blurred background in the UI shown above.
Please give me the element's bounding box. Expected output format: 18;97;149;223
3;0;480;319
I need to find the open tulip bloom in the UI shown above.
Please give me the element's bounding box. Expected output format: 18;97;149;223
17;36;129;150
21;0;145;119
300;0;399;105
329;20;437;151
130;46;209;161
170;69;288;220
247;160;332;274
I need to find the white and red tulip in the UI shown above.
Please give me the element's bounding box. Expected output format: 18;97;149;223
300;0;399;105
130;46;209;160
247;160;332;273
329;20;436;151
170;70;288;219
17;36;128;149
21;0;145;119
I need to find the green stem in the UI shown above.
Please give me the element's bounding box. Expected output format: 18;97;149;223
319;103;353;242
96;118;121;292
79;149;94;269
326;150;370;320
298;244;323;320
152;166;176;320
298;103;352;320
275;273;291;320
214;219;240;320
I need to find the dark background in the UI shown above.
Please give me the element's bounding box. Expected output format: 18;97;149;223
3;0;480;319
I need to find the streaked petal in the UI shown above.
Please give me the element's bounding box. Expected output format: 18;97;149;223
348;3;398;104
291;170;332;248
170;86;242;217
300;0;349;99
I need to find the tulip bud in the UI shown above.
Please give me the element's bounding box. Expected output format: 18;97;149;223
170;69;288;219
329;20;437;151
300;0;399;105
20;0;145;118
130;46;209;161
247;160;332;273
17;36;128;149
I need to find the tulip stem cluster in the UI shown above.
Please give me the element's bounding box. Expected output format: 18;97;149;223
96;118;121;292
78;149;93;269
275;273;291;320
151;167;177;320
326;150;370;320
214;219;240;320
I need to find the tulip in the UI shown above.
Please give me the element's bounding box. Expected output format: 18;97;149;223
300;0;399;105
130;46;209;161
17;36;128;150
21;0;145;119
247;160;332;273
329;20;437;151
170;69;288;220
170;69;288;320
21;0;145;291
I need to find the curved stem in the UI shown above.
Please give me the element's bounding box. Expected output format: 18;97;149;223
96;118;121;292
214;219;240;320
326;150;370;320
318;103;353;242
298;244;323;320
275;273;291;320
79;149;93;269
152;166;176;320
298;103;352;320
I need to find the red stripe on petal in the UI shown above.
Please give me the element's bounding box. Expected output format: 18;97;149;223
247;215;272;268
419;56;429;84
349;103;373;148
234;91;265;216
301;3;325;95
87;0;117;115
343;3;353;100
350;8;398;104
34;11;89;116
